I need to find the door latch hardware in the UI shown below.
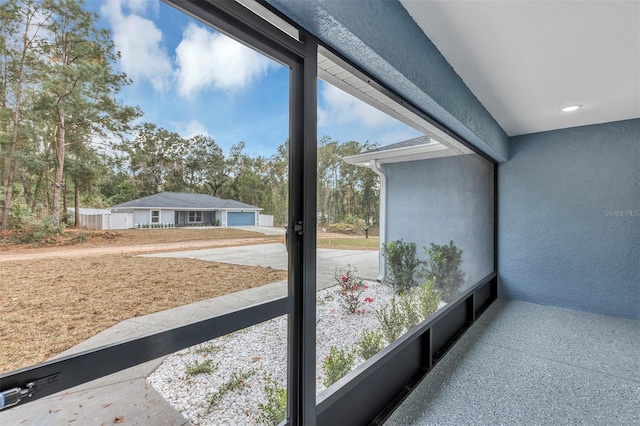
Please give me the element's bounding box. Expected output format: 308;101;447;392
0;383;33;410
293;221;303;235
0;372;60;410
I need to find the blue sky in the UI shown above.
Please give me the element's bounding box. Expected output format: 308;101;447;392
90;0;420;157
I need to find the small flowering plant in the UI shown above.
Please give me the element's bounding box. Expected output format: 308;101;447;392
335;265;369;314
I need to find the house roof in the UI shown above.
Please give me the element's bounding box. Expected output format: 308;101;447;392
343;135;471;167
361;135;435;154
110;192;261;210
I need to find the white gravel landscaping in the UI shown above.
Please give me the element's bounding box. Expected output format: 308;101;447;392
148;280;397;425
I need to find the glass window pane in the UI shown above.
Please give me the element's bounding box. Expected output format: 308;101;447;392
1;0;290;398
315;55;495;399
315;65;422;397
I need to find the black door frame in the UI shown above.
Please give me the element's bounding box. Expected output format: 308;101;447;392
1;2;319;425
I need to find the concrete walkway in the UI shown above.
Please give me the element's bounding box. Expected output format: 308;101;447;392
1;246;378;425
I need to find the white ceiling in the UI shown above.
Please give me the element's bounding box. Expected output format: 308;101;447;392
399;0;640;136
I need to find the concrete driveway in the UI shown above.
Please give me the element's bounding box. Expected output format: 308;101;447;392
143;243;379;290
230;225;287;236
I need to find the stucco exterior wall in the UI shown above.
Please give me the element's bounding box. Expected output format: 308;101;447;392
385;154;495;294
499;119;640;319
133;209;175;225
133;210;149;225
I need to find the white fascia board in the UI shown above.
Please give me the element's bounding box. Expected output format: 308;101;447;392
343;138;448;166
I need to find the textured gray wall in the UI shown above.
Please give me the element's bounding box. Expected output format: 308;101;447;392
267;0;509;162
385;154;495;293
499;119;640;319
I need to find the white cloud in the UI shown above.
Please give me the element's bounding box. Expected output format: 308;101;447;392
175;23;274;99
173;120;210;139
318;84;399;129
120;0;154;14
101;0;172;92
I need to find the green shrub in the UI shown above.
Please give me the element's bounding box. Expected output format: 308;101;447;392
344;215;363;225
376;296;406;343
8;202;34;230
416;278;441;319
374;279;443;346
381;239;423;294
7;217;65;245
423;241;465;302
322;346;355;387
358;329;384;360
399;292;421;330
256;375;287;426
326;221;364;234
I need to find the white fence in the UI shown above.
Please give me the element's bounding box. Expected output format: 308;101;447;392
76;212;134;230
258;214;274;227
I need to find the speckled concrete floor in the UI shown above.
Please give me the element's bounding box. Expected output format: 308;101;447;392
385;299;640;425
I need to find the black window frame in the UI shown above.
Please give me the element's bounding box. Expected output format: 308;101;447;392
188;210;202;223
150;210;160;223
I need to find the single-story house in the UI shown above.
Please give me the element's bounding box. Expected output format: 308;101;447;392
109;192;262;227
344;134;494;293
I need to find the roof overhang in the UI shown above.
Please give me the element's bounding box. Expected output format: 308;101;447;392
319;47;474;167
343;138;455;167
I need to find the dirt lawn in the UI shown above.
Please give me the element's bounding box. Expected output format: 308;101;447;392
0;227;376;373
0;228;283;373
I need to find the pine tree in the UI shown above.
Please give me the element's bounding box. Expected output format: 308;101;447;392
40;0;139;225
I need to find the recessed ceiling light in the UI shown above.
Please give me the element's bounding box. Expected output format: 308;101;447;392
561;105;582;112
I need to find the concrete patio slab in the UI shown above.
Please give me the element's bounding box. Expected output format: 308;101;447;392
386;300;640;425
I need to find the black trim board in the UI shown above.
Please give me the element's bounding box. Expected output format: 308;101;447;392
1;297;288;404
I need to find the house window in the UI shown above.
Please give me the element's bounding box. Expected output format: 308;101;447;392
188;211;202;223
150;210;160;223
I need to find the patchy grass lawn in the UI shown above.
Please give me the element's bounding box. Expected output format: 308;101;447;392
317;235;379;250
0;255;286;373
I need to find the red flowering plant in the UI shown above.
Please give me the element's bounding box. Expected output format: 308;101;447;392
334;265;368;314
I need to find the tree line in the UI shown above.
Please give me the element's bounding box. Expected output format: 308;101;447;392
0;0;379;230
